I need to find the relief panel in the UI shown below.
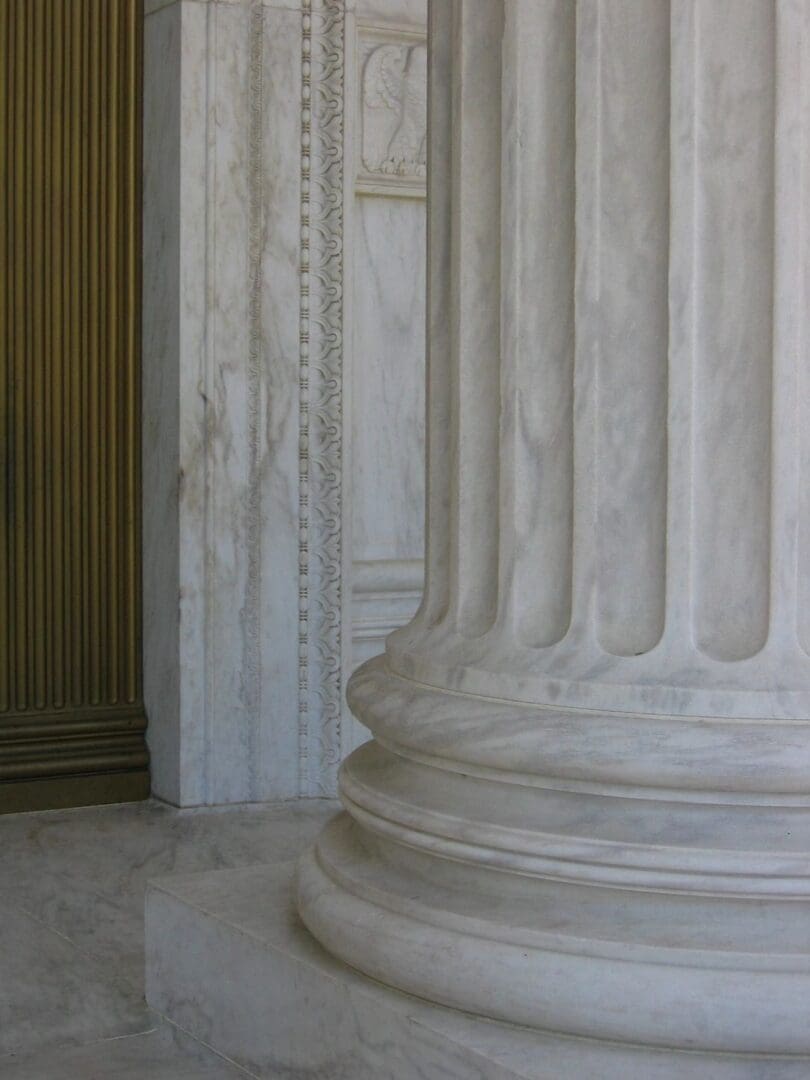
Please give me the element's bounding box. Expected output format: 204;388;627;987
357;26;427;197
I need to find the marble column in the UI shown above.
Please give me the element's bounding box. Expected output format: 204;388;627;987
298;0;810;1059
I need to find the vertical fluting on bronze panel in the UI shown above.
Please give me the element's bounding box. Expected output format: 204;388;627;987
0;0;148;811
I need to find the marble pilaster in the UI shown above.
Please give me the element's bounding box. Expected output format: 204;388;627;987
141;0;428;803
142;0;304;805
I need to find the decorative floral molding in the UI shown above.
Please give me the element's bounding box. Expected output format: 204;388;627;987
245;0;265;792
299;0;346;796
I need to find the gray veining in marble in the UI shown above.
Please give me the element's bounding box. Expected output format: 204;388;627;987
143;0;429;805
0;1025;250;1080
378;0;810;716
148;835;810;1080
351;196;426;565
0;901;147;1058
0;798;336;1074
142;0;313;805
298;0;810;1066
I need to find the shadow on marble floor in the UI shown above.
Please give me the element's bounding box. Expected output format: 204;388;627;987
0;797;337;1078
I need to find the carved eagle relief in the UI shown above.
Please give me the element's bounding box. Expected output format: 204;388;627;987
362;42;427;180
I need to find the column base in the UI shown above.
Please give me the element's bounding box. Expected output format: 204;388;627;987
145;843;810;1079
297;658;810;1056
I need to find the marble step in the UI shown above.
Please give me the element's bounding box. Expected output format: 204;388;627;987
0;1024;250;1080
145;855;810;1080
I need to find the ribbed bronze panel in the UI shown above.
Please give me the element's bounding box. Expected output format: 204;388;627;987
0;0;148;810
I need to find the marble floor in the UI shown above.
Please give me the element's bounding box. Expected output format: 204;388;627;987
0;796;337;1078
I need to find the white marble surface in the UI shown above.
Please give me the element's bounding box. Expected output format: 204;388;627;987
1;1026;248;1080
357;27;427;197
299;0;810;1063
303;761;810;1054
0;798;333;992
351;560;422;667
355;0;425;25
350;197;425;565
148;846;810;1079
383;0;810;719
142;0;311;804
143;0;428;803
0;900;147;1058
0;798;334;1074
345;0;428;752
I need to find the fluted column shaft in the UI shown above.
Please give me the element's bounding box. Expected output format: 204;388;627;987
407;0;810;717
299;1;810;1064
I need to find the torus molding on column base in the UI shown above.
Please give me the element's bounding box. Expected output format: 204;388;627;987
149;836;810;1080
298;658;810;1056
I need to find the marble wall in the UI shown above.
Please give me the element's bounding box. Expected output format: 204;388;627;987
142;0;426;804
347;5;427;748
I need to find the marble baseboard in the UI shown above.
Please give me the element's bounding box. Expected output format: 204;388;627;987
145;840;810;1080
